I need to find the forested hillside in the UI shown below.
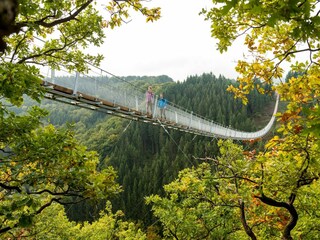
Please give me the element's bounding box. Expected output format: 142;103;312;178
42;73;274;226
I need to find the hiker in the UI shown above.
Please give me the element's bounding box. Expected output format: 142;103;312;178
158;93;167;119
146;85;154;115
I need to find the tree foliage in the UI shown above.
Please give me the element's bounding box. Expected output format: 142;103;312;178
1;201;146;239
0;106;121;234
202;0;320;103
1;0;160;110
203;1;320;239
0;0;160;236
147;139;320;239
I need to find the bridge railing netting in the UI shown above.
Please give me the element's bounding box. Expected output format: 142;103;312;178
41;65;278;140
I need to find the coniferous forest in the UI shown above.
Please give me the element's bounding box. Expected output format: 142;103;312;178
41;73;274;226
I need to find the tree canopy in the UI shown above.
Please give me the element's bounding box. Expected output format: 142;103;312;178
0;0;160;236
202;0;320;102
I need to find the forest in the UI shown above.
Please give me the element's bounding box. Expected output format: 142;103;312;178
1;0;320;239
42;73;274;225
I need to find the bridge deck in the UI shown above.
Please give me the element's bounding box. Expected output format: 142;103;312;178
42;81;214;137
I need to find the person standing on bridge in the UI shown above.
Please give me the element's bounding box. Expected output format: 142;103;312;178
158;93;167;120
146;85;154;116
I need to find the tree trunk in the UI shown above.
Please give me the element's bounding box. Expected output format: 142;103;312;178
239;200;257;240
256;194;298;240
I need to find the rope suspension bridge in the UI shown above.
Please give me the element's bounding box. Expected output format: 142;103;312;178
41;64;279;140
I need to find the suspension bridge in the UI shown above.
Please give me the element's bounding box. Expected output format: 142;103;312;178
41;65;279;140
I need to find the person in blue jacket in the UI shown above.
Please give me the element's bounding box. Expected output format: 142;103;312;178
158;93;167;120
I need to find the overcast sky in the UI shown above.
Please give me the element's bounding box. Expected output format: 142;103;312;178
95;0;245;81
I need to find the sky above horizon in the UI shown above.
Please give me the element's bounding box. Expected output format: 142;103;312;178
93;0;246;82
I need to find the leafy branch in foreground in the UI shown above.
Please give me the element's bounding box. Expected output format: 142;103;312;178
1;0;161;236
202;0;320;103
197;2;320;238
147;138;320;239
0;107;121;234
